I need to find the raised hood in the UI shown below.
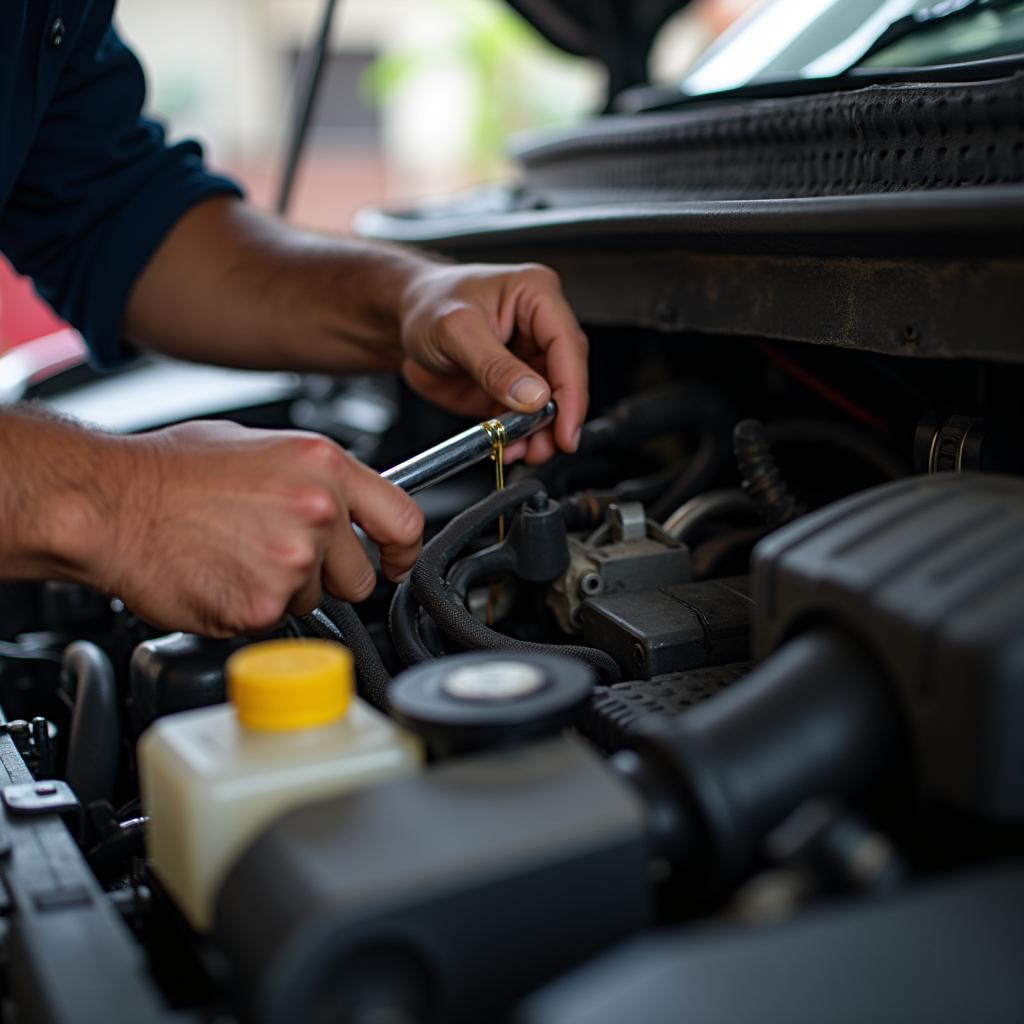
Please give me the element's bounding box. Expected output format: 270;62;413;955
505;0;695;102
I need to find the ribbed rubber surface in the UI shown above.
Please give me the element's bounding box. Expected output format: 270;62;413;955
752;473;1024;819
581;662;752;750
517;74;1024;202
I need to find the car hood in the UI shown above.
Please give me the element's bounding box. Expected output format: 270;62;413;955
506;0;1024;109
504;0;695;100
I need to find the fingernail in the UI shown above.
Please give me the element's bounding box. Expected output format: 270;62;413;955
509;376;548;407
571;427;582;452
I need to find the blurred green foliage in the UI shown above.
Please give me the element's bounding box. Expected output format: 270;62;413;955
363;0;595;174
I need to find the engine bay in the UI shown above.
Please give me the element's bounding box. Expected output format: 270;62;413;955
1;329;1023;1022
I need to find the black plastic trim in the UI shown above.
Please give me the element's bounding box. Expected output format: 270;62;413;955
0;731;176;1024
356;184;1024;252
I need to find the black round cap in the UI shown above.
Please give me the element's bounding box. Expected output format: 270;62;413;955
388;652;594;756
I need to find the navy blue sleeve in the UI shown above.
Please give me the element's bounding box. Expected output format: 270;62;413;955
0;7;243;368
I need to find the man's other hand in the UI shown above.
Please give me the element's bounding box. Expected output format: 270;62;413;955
125;201;589;466
397;261;588;465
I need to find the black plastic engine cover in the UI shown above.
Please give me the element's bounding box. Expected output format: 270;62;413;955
753;473;1024;821
215;736;651;1024
581;576;752;678
520;861;1024;1024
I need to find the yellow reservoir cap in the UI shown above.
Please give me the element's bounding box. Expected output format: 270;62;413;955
227;639;353;731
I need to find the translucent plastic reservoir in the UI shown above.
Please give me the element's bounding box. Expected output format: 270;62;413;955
138;639;422;930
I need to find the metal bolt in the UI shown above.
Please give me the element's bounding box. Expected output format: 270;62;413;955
608;502;647;542
579;572;603;596
633;642;646;671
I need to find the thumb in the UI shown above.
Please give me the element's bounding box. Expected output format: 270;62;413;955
435;307;551;411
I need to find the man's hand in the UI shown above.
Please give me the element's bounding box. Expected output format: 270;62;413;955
124;199;590;464
99;421;423;636
0;408;422;636
398;262;589;465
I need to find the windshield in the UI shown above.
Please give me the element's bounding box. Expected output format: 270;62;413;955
679;0;1019;96
863;0;1024;67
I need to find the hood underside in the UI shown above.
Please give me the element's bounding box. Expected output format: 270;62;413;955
505;0;694;100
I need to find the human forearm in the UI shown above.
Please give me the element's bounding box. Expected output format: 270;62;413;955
0;406;424;635
125;194;591;462
123;195;434;373
0;406;131;587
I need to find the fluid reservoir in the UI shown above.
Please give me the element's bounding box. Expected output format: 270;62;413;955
138;638;422;930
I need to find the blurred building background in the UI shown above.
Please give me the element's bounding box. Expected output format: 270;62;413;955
114;0;607;229
1;0;755;349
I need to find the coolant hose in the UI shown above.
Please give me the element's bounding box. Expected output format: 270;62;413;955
302;596;391;711
648;400;736;522
410;480;621;682
561;465;680;531
764;419;909;481
62;641;120;806
512;382;735;508
389;579;433;668
734;419;803;528
575;383;722;457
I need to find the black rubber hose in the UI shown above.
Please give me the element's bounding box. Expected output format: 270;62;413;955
389;579;433;668
445;543;519;602
764;419;909;481
512;382;735;503
648;420;735;521
411;480;621;682
576;384;717;456
397;480;546;668
62;641;120;806
628;627;903;890
561;465;680;531
734;419;803;528
302;596;391;711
